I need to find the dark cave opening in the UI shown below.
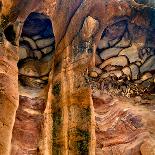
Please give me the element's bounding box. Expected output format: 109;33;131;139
18;12;55;88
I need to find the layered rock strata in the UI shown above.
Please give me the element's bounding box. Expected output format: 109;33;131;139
0;0;155;155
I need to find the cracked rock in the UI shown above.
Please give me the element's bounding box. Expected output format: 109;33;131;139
130;64;139;80
119;44;140;63
36;38;54;49
100;47;122;60
140;55;155;73
100;56;128;69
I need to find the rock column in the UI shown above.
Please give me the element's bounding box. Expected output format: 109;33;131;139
0;39;19;155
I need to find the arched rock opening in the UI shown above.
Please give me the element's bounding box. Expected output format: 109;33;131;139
90;9;155;100
11;12;55;155
88;8;155;154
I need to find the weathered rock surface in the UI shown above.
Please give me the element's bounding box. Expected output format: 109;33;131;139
22;12;52;37
11;96;46;155
130;64;139;80
1;0;155;155
93;93;155;155
119;44;141;63
36;38;54;49
100;56;128;69
19;46;29;60
80;16;99;41
95;54;102;66
116;31;131;48
140;56;155;73
19;54;52;77
100;48;122;60
0;39;19;155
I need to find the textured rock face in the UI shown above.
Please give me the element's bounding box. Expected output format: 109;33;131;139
93;93;155;155
91;6;155;100
11;96;46;155
0;40;19;155
0;0;155;155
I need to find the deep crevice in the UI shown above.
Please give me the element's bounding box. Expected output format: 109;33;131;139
4;24;16;45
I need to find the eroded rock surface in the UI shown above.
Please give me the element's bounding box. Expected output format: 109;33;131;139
11;96;46;155
1;0;155;155
93;92;155;155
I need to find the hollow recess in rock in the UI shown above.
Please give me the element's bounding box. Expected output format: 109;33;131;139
4;24;16;44
11;12;55;155
18;12;55;88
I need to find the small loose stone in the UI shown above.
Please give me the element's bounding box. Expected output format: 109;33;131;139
41;46;53;54
100;72;110;79
135;61;142;67
104;65;118;72
122;66;131;80
97;37;109;49
89;67;102;75
109;70;123;78
89;71;98;78
33;50;42;59
119;44;140;63
19;46;29;60
109;37;121;47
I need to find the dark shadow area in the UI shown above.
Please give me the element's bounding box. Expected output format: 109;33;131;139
4;24;16;45
22;12;54;38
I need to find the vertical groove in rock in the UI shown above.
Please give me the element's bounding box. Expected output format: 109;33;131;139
1;1;155;155
0;40;19;155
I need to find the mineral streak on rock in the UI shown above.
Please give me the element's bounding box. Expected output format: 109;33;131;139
1;0;155;155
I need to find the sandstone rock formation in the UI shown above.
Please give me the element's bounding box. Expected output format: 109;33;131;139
0;0;155;155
